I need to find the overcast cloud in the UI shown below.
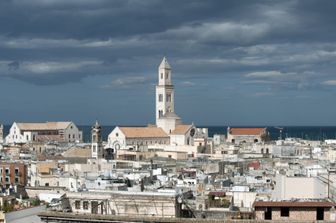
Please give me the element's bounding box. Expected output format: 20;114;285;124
0;0;336;126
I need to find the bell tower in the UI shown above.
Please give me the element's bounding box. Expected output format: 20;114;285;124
91;121;103;159
155;57;175;125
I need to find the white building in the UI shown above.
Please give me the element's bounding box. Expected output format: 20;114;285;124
271;174;327;200
5;121;83;144
213;134;226;146
107;126;170;152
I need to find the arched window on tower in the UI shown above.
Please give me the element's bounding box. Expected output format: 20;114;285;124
161;73;163;79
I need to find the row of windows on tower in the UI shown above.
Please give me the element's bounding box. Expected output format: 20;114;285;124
160;73;169;79
158;94;172;102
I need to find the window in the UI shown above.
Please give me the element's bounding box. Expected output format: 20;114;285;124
15;168;19;176
83;201;89;210
280;207;289;217
160;73;163;79
15;177;19;184
5;177;9;183
93;145;97;152
165;73;168;79
158;94;163;102
166;94;171;102
75;200;80;209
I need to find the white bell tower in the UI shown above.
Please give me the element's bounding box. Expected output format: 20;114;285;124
155;57;175;124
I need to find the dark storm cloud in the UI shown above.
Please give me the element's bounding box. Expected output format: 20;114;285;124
1;0;336;90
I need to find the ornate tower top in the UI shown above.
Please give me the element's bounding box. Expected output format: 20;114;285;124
158;57;172;86
159;57;171;69
92;120;101;130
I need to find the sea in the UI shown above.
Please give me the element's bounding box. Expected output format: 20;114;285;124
3;125;336;143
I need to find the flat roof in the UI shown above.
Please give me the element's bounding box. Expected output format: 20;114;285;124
253;200;334;208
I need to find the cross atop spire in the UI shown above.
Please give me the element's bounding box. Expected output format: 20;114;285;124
159;57;171;69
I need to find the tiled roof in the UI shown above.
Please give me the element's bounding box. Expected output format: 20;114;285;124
62;147;91;158
253;200;334;208
16;122;72;131
119;127;168;138
171;125;192;135
229;128;266;136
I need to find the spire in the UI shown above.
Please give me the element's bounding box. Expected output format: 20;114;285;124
92;120;101;130
159;57;171;69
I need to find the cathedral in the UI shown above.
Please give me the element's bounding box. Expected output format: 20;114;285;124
102;57;206;156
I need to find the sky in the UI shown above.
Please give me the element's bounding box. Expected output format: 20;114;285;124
0;0;336;126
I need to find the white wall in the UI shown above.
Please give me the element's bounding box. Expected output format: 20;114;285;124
107;127;127;151
272;174;327;200
5;122;26;144
64;122;83;142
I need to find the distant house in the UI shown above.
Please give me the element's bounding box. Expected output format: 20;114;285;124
226;127;267;144
254;199;335;221
5;121;83;144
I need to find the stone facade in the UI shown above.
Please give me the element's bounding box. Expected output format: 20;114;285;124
67;191;181;217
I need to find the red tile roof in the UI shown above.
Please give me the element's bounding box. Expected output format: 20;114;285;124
229;128;266;136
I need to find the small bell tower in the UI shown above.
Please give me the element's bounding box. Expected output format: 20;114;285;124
91;121;103;159
0;124;3;143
